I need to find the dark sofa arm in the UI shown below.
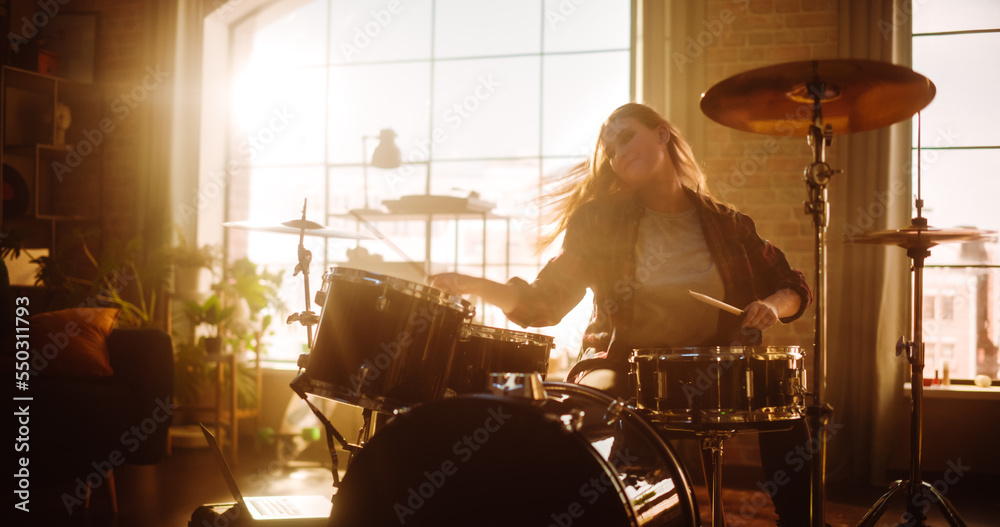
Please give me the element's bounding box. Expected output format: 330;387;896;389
106;328;175;463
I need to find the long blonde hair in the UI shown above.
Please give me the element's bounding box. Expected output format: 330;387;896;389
537;103;717;248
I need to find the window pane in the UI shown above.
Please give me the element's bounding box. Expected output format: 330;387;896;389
432;57;540;159
543;0;631;52
913;33;1000;147
329;0;432;64
911;149;1000;251
231;66;328;167
434;0;541;58
327;62;432;164
913;0;1000;34
429;159;541;265
923;267;1000;380
543;52;630;157
249;0;329;69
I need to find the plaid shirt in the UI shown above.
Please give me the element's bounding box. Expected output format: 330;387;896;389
505;189;812;376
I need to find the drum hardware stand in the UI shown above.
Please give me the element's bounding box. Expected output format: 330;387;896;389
802;80;838;527
287;199;321;349
289;372;365;488
697;430;735;527
856;138;967;526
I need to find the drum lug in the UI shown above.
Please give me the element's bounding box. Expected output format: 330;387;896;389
746;369;754;399
602;399;626;426
297;353;310;369
374;294;389;312
559;409;585;433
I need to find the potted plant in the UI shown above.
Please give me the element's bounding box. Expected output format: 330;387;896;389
169;230;220;300
184;294;235;356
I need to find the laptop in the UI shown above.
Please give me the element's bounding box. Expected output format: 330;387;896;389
200;424;333;524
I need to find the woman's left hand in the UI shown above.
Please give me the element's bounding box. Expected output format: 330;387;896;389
741;300;779;330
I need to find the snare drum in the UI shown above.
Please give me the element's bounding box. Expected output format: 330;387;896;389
299;267;472;413
446;325;554;395
329;382;700;527
631;346;805;429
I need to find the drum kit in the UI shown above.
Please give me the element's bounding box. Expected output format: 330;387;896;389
222;59;994;526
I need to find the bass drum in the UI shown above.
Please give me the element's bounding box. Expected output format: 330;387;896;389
329;382;700;527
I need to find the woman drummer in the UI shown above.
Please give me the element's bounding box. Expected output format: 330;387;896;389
431;102;813;525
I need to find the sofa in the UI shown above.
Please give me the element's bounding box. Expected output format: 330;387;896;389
4;262;175;516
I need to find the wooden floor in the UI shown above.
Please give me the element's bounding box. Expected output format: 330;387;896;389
23;436;1000;527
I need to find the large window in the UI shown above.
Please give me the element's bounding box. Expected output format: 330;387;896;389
223;0;633;367
912;0;1000;381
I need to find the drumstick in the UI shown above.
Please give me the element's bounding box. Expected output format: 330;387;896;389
687;290;743;315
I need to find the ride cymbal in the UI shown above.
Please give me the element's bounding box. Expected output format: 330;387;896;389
701;59;936;136
223;220;375;240
848;224;996;250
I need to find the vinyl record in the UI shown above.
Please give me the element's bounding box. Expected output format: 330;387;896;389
3;164;30;218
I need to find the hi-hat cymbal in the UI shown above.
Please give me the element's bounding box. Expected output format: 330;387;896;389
701;59;936;136
849;224;996;250
223;220;375;240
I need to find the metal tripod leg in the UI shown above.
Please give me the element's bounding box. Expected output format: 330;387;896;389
858;479;967;527
700;431;734;527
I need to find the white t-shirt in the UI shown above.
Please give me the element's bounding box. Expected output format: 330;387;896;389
629;206;725;348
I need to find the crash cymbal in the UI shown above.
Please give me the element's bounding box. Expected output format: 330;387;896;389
701;59;936;136
223;220;375;240
849;224;996;250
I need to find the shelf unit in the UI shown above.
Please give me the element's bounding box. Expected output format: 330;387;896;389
1;65;103;255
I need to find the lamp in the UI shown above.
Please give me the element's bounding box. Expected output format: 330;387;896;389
362;128;401;211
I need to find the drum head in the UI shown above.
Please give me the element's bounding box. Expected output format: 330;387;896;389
330;385;698;527
330;396;629;526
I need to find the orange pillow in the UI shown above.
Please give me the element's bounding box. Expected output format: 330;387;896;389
30;308;120;377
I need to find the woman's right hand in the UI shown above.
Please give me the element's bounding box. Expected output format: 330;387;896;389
428;273;520;313
428;272;476;296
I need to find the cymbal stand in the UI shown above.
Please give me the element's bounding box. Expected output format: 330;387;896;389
857;119;966;527
285;199;321;348
802;81;837;527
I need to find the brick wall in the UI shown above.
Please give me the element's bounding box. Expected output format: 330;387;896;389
55;0;173;245
698;0;840;351
689;0;841;466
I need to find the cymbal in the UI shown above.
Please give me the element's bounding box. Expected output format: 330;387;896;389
223;220;375;240
700;59;936;136
849;224;996;250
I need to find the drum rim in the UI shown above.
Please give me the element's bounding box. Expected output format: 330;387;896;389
631;345;803;360
464;323;556;347
330;266;472;313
